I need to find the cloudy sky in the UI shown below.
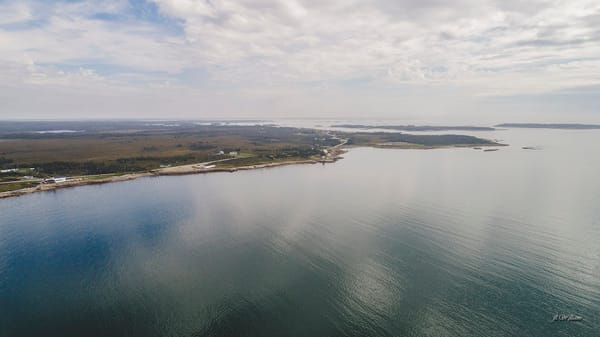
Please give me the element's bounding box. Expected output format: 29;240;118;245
0;0;599;122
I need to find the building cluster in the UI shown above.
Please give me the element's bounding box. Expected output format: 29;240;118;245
43;177;72;184
215;150;238;156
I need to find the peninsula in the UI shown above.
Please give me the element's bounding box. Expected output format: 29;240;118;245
497;123;600;129
0;121;502;198
332;124;496;131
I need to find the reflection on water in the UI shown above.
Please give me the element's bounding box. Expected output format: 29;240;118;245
1;129;599;337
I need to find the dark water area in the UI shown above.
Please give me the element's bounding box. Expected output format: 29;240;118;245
1;129;599;337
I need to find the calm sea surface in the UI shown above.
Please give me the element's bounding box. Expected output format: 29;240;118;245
1;129;599;337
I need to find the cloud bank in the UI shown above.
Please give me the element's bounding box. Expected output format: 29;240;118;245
0;0;599;121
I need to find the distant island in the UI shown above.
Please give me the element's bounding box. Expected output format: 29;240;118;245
0;121;503;198
345;132;499;148
332;124;496;131
496;123;600;129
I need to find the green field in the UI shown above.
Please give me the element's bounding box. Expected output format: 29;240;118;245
0;181;38;193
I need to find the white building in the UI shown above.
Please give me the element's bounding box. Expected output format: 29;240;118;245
43;176;70;183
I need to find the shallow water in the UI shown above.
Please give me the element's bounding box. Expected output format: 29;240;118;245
1;129;599;337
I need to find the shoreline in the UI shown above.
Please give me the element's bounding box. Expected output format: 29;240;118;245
370;142;507;150
0;150;346;200
0;140;503;200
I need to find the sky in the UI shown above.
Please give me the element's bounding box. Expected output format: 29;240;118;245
0;0;599;122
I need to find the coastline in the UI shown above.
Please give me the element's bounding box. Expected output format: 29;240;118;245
370;142;507;150
0;140;503;200
0;149;346;200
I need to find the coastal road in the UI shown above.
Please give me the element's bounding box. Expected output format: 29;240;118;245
156;156;241;174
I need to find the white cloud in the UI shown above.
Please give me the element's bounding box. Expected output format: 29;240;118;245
0;2;34;25
150;0;600;92
0;0;599;120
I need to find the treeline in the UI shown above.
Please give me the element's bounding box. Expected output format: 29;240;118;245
270;147;322;158
189;142;216;150
222;148;241;153
32;161;145;176
347;132;495;146
0;156;14;168
315;138;342;147
386;133;494;145
23;154;206;176
333;124;495;131
114;154;198;164
251;146;322;159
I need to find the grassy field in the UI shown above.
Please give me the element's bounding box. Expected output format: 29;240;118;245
0;181;38;193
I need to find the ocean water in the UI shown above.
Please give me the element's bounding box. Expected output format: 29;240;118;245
1;129;599;337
